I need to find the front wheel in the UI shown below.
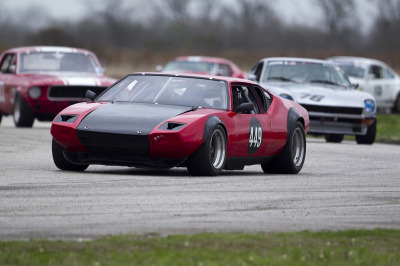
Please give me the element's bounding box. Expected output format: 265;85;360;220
356;119;376;145
13;93;34;127
262;122;306;174
187;125;226;176
52;138;89;171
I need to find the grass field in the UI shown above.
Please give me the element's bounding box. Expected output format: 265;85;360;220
376;113;400;144
1;230;399;265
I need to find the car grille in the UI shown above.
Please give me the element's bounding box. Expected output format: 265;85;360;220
76;130;149;155
300;104;363;115
48;86;107;100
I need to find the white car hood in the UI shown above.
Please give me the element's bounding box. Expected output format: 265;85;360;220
262;82;373;108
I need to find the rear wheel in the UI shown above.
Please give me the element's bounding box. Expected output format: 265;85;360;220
393;93;400;113
0;114;2;125
187;125;226;176
52;138;89;171
262;122;306;174
13;93;34;127
325;134;344;143
356;119;376;145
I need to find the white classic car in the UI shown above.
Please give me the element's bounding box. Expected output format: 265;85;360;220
248;57;377;144
328;56;400;113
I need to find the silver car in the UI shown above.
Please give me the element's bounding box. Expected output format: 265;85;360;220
249;57;376;144
328;56;400;113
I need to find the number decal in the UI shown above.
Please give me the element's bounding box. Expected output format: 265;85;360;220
301;93;325;102
248;117;263;155
249;126;262;147
374;85;382;97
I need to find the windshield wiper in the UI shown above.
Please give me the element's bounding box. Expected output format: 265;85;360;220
309;80;342;86
268;76;296;82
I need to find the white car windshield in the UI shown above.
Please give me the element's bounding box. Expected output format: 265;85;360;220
263;61;352;88
19;52;101;74
335;62;367;79
98;75;229;109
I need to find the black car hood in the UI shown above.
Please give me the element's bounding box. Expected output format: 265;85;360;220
77;102;193;135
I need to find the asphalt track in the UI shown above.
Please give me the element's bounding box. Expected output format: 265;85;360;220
1;116;400;240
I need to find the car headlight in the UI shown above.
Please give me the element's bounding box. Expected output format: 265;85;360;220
28;86;42;99
280;93;294;101
364;99;375;113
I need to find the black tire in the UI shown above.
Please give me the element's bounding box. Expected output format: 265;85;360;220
262;122;306;174
187;125;226;176
0;114;2;125
392;94;400;113
52;138;89;171
13;93;34;127
325;134;344;143
356;119;376;145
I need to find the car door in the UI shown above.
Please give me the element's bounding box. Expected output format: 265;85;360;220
382;66;400;107
363;64;388;107
0;53;17;114
228;84;271;157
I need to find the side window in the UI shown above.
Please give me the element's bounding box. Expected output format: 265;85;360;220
250;62;264;81
369;65;383;79
252;85;273;113
231;85;260;114
217;64;232;77
0;54;16;74
384;67;395;79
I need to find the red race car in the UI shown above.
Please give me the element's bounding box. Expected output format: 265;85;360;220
159;56;247;79
0;46;116;127
51;73;309;176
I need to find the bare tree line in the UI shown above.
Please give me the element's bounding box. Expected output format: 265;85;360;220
1;0;400;70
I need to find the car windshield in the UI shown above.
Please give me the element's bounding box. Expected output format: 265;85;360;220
19;52;102;74
163;61;216;74
335;62;367;79
98;75;229;109
263;61;352;88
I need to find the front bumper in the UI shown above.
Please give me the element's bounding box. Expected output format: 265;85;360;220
307;111;375;135
54;127;200;168
64;149;187;168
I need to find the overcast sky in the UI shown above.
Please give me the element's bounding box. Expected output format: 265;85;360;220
0;0;377;33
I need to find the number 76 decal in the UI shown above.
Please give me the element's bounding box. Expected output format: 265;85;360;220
300;94;325;102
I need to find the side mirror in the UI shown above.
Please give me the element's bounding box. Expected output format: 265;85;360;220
155;65;163;72
7;65;16;74
85;90;97;102
352;83;359;89
247;73;258;81
236;102;255;113
98;67;105;75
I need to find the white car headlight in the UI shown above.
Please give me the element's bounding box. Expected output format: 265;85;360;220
29;87;42;99
364;99;375;113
